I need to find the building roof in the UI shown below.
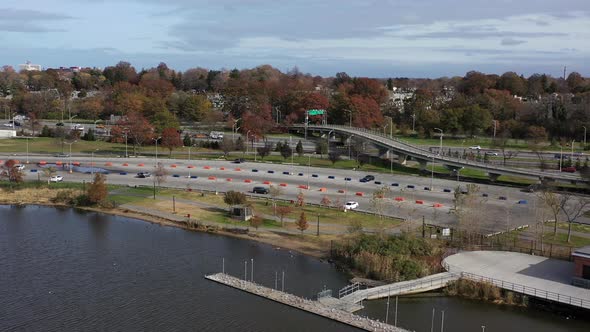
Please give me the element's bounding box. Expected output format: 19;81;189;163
572;245;590;258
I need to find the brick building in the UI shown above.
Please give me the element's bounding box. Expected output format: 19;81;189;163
572;246;590;288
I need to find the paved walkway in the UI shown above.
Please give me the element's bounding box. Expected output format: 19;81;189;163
443;251;590;309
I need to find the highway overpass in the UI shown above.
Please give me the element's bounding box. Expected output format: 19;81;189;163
290;124;586;184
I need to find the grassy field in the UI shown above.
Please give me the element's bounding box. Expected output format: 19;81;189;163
543;232;590;247
556;222;590;234
395;135;571;152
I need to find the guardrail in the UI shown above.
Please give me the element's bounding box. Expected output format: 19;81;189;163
443;262;590;309
293;124;584;182
359;273;458;301
339;282;361;298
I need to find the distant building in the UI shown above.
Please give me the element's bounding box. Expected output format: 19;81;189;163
572;246;590;289
18;61;42;71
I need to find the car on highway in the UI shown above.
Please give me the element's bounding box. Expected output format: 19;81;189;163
484;151;498;156
56;122;64;127
54;153;70;158
561;166;576;173
15;164;25;170
252;186;269;194
233;158;245;164
50;175;64;182
2;123;12;127
359;175;375;183
469;145;481;150
343;201;359;210
137;172;151;178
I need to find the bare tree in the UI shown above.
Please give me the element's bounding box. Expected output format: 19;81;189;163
494;129;519;166
220;136;234;157
276;205;293;227
559;194;590;243
539;190;562;236
154;162;168;188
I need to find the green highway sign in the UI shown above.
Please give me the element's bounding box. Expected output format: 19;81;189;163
307;109;325;116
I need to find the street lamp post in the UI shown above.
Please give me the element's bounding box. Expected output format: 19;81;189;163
91;149;99;176
25;137;29;164
430;153;435;191
571;140;575;161
327;130;334;155
152;137;161;167
290;135;294;165
65;141;76;174
348;135;354;160
584;126;587;148
493;120;497;140
69;114;77;129
307;154;312;190
232;118;241;141
246;130;251;156
434;128;443;155
124;131;128;158
559;145;563;172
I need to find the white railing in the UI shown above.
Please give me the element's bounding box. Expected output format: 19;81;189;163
443;262;590;309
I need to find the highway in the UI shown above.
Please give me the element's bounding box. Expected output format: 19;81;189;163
5;154;555;235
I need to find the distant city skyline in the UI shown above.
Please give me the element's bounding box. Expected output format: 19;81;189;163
1;0;589;78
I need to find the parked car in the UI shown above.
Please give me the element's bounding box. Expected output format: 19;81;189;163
469;145;481;150
50;175;64;182
233;158;245;164
359;175;375;183
137;172;151;178
2;123;12;127
344;201;359;210
15;164;25;170
561;166;576;173
252;186;269;194
55;122;64;127
71;124;84;131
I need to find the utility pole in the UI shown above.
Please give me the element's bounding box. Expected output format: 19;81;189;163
394;296;398;326
440;310;445;332
251;258;254;282
244;261;247;281
431;308;435;332
281;270;285;292
316;214;320;236
385;288;390;324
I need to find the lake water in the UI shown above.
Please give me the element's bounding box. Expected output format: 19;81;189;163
0;205;588;332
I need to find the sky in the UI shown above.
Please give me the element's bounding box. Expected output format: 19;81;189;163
1;0;589;78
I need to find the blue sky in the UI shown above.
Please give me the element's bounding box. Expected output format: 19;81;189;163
1;0;589;77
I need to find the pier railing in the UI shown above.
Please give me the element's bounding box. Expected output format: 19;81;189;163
339;282;361;298
443;262;590;310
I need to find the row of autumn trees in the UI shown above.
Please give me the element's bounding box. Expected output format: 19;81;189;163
1;62;589;145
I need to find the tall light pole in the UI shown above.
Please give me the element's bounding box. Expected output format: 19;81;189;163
94;119;102;132
69;114;77;129
65;141;76;174
275;108;281;124
25;137;29;164
583;126;587;148
290;135;294;165
434;128;443;155
152;137;161;167
91;149;99;176
246;130;251;156
412;113;416;132
307;154;312;190
559;145;563;172
348;135;354;160
571;140;575;161
124;131;128;158
430;153;435;191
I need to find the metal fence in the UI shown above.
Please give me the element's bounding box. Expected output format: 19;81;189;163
338;282;361;298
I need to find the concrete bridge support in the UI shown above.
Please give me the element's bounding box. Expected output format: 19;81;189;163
416;158;428;171
398;153;408;165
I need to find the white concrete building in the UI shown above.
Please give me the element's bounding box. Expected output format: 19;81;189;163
18;61;42;71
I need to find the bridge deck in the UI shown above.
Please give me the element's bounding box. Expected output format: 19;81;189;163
205;273;407;332
293;124;584;183
443;251;590;310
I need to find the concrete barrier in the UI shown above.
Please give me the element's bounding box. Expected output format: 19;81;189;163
208;176;217;180
328;175;335;179
355;192;364;196
375;181;382;185
173;174;180;178
279;183;288;187
190;175;198;179
391;183;399;186
319;187;327;192
244;179;252;183
283;171;291;175
203;166;211;169
415;200;424;204
56;161;63;166
252;169;259;172
220;167;226;170
263;181;271;185
138;163;144;166
170;164;177;168
433;203;443;208
105;162;113;166
298;185;309;190
298;173;304;176
119;172;127;175
39;161;47;165
226;178;233;182
338;189;345;193
443;188;451;193
188;165;195;168
312;174;319;178
73;162;81;166
268;170;275;174
234;168;242;171
394;197;405;202
122;163;129;166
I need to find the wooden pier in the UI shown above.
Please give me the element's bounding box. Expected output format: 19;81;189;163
205;273;408;332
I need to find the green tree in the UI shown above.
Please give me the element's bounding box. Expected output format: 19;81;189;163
462;105;492;136
161;127;182;156
183;133;192;147
280;141;292;160
315;140;328;157
249;215;263;233
256;144;272;160
296;140;304;156
82;128;96;141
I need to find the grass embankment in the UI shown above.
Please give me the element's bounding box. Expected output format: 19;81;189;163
542;233;590;247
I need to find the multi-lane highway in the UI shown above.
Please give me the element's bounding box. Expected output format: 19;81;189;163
6;154;556;235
